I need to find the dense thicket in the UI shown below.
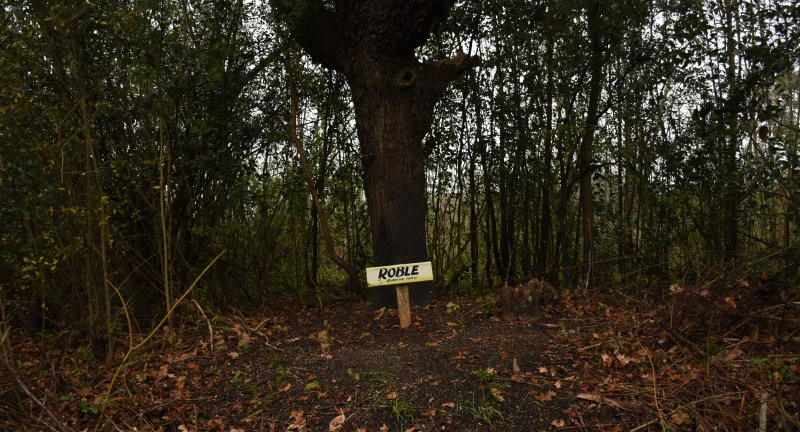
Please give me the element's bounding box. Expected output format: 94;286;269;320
2;0;798;346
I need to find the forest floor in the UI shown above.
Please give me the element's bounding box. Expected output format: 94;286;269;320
2;278;799;431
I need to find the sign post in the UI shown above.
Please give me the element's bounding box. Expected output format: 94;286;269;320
395;285;411;328
366;261;433;328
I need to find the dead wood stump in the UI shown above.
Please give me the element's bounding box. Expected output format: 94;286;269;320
500;278;546;321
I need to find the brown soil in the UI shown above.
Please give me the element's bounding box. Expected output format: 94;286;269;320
2;283;799;431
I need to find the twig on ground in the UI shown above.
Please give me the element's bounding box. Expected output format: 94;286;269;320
630;392;746;431
191;299;214;352
223;309;284;352
576;393;645;413
629;417;660;432
644;345;667;429
657;320;707;358
94;250;226;432
577;342;603;352
758;392;768;432
769;394;800;431
0;330;71;432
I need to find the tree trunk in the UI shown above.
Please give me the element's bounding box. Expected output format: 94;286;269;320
359;90;432;306
555;132;574;288
309;78;337;289
538;26;555;279
578;0;606;288
272;1;480;307
469;85;480;291
471;71;487;289
722;0;740;261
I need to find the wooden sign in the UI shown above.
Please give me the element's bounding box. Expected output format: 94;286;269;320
366;261;433;328
366;261;433;287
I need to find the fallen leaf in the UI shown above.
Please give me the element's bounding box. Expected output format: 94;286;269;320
329;413;346;431
380;424;389;431
177;351;196;362
534;391;556;402
288;409;306;430
490;387;505;402
551;418;565;427
616;353;632;365
386;391;398;399
670;411;689;425
157;364;170;379
441;402;456;408
722;347;743;362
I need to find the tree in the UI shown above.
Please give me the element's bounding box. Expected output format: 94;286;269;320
272;0;480;307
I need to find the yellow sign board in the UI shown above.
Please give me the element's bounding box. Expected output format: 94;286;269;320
366;261;433;287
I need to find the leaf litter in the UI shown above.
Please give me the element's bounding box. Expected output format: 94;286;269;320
1;278;798;431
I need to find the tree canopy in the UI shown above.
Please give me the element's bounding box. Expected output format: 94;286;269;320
1;0;799;335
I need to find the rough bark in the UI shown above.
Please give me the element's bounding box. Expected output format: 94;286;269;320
538;27;555;279
722;0;740;260
578;1;606;289
272;0;480;307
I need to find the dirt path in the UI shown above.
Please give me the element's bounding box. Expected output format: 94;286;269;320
251;301;568;431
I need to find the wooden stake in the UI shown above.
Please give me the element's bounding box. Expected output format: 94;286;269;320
396;285;411;328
